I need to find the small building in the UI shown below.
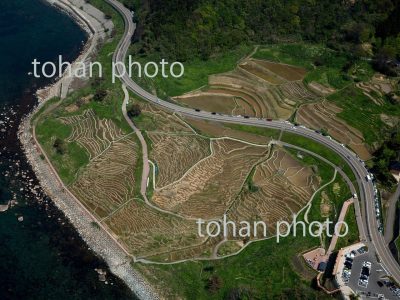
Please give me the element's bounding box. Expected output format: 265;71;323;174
391;169;400;182
390;162;400;182
317;261;327;272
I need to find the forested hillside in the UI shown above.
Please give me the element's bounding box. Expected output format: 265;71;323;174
121;0;400;62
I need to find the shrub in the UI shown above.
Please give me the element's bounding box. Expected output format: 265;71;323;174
53;138;66;155
127;104;142;118
93;89;107;102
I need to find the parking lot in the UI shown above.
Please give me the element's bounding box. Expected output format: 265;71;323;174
347;251;396;299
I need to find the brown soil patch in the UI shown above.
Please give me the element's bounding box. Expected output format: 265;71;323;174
250;59;307;81
65;104;79;113
174;92;237;115
238;60;285;84
320;191;332;218
186;118;271;144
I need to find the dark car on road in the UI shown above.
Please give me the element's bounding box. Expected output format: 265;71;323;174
361;266;370;276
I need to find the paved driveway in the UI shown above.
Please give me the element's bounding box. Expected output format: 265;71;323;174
348;252;395;299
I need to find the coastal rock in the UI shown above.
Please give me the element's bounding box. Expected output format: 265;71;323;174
95;268;107;282
0;201;10;212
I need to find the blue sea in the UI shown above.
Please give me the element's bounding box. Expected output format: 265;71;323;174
0;1;135;299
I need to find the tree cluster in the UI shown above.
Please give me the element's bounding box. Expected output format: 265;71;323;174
371;131;400;190
127;104;142;118
53;138;66;155
127;0;400;67
93;89;107;102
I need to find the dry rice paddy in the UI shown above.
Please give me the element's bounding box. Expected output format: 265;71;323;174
296;101;371;159
60;109;125;160
152;138;269;219
173;58;319;120
50;106;327;262
148;133;211;188
103;199;202;258
226;148;320;236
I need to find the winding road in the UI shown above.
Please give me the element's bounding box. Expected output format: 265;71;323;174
105;0;400;284
385;184;400;244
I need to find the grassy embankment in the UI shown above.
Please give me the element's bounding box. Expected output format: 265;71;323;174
285;147;356;249
327;86;400;146
128;44;253;98
253;43;373;89
394;200;400;255
224;123;280;140
335;204;359;250
135;227;331;299
281;132;357;183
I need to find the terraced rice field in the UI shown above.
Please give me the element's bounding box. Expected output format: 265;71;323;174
148;133;211;188
243;59;307;81
60;109;125;160
70;137;138;219
173;58;319;120
52;106;329;262
296;101;371;159
227;148;319;237
61;109;210;260
185;118;274;144
59;110;137;218
356;74;395;106
103;200;203;258
138;103;195;133
152;138;269;219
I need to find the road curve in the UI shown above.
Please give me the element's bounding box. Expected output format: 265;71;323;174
105;0;400;283
385;184;400;244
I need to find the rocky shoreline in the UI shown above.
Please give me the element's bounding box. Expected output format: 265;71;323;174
18;1;159;299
